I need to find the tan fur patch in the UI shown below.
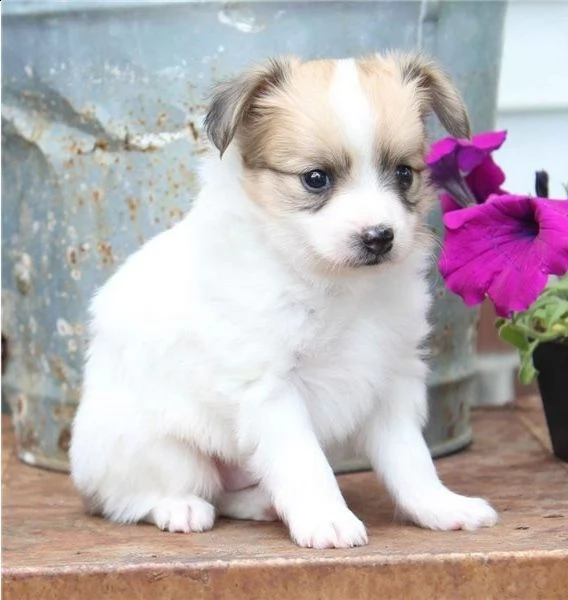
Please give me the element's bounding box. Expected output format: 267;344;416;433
239;56;432;171
234;53;465;218
240;59;346;171
356;55;428;171
240;58;354;212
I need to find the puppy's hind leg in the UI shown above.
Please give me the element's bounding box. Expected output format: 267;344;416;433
78;433;222;534
140;438;221;533
147;495;216;533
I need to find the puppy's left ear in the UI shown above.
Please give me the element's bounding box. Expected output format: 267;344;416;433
396;53;471;139
204;57;293;157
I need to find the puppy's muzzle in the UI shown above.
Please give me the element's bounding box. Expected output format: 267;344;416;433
360;225;394;257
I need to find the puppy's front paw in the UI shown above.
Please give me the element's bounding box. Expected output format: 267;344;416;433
288;504;368;549
403;491;498;531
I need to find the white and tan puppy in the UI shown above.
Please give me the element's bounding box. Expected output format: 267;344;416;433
70;53;497;548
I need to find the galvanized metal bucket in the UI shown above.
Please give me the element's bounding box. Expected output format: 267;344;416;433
1;0;505;472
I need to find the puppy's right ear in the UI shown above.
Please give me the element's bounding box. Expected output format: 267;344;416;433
204;58;292;157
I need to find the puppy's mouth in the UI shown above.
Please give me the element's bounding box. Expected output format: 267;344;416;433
353;251;392;268
347;241;394;268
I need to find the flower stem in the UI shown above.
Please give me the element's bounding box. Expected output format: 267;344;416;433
535;170;549;198
444;177;478;207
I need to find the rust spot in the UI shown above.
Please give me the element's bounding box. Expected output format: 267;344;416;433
19;422;39;452
156;112;168;127
70;141;84;156
92;188;103;205
66;247;78;265
52;404;77;421
16;395;24;415
124;133;159;153
94;139;109;151
63;158;75;169
188;121;199;142
169;207;183;221
58;427;72;453
125;196;139;222
96;241;115;266
50;356;68;383
1;333;8;375
154;217;161;224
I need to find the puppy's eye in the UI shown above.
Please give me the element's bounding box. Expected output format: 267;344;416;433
301;169;331;193
395;165;413;190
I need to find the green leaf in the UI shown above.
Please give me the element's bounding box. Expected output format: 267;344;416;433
519;361;538;385
519;349;538;385
549;300;568;323
498;322;530;351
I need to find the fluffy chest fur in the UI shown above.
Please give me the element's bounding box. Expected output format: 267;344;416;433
91;164;431;458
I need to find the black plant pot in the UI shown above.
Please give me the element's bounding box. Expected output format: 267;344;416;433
533;341;568;462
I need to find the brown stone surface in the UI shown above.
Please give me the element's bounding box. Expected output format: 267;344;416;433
2;397;568;599
477;299;511;354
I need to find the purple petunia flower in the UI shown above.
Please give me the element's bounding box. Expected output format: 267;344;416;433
428;129;568;316
427;130;508;212
439;194;568;317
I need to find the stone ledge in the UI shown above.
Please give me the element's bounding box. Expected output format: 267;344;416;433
2;397;567;600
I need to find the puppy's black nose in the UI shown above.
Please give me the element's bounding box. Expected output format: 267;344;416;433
360;226;394;255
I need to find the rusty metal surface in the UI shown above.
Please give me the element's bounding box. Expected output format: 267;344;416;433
1;0;505;470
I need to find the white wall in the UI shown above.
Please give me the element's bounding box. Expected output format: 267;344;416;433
495;1;568;199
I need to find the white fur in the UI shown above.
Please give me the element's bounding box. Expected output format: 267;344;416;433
297;60;418;269
70;59;497;548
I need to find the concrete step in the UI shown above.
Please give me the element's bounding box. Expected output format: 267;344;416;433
2;397;567;600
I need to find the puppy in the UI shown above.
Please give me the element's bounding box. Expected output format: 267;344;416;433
70;53;497;548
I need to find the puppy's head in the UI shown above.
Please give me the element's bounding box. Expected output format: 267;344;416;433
205;53;470;272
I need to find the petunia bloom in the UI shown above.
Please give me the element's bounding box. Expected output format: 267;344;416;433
427;130;508;212
439;194;568;317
